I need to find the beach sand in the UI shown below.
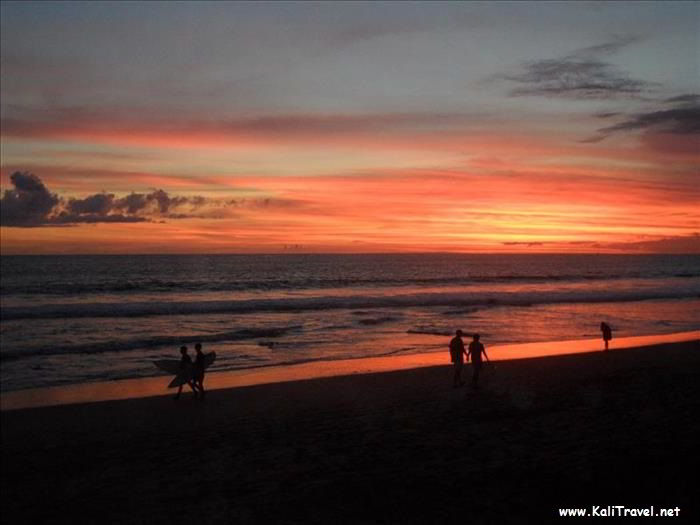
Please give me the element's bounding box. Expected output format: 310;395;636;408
3;340;699;523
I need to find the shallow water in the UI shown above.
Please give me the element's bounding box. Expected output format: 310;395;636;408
2;253;699;391
3;331;698;411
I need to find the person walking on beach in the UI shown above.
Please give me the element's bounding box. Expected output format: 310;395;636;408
193;343;207;399
467;333;489;389
175;345;198;400
600;322;613;351
449;330;468;387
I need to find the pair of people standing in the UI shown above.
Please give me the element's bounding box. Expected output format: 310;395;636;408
449;330;489;389
174;343;207;399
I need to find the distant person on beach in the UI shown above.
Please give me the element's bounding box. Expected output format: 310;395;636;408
449;330;468;387
467;333;489;388
600;322;613;351
193;343;206;398
175;345;198;400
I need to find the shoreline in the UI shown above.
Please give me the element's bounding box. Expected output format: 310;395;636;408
2;329;698;411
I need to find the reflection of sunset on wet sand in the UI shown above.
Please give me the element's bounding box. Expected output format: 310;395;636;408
3;330;698;411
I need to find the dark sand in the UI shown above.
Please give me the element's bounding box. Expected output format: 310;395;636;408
3;341;700;524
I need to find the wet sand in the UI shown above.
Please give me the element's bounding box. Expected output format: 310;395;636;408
3;340;700;524
5;330;697;411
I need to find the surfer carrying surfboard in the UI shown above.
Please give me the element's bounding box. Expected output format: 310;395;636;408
174;346;199;400
153;347;215;398
193;343;207;398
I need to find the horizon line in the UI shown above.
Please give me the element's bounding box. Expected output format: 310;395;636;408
1;251;697;257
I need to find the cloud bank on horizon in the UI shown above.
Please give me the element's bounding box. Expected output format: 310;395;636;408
1;1;698;253
1;171;301;227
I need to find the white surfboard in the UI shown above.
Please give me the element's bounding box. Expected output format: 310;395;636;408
154;352;216;388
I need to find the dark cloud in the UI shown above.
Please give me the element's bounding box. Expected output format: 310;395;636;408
500;236;700;253
585;94;700;142
502;240;597;248
594;112;621;119
665;94;700;105
63;188;197;222
597;106;700;135
226;197;308;210
188;195;208;208
605;233;700;254
163;213;197;220
67;193;115;215
498;36;652;100
569;35;642;59
119;192;149;214
505;59;648;99
502;241;543;247
50;212;148;225
578;134;606;144
0;172;61;226
147;190;169;214
0;172;239;227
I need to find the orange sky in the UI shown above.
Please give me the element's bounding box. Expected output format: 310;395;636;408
1;120;699;253
1;2;699;254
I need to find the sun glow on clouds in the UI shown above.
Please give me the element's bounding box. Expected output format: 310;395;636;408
1;112;699;253
2;159;697;253
1;2;699;254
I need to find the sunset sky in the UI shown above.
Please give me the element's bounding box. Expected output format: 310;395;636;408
1;1;698;254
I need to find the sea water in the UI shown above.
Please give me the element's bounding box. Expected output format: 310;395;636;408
1;253;699;391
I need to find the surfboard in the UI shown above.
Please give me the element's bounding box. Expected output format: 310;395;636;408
153;359;181;375
154;353;216;388
167;364;193;388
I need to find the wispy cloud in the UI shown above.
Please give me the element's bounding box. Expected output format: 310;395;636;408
502;241;543;247
604;233;700;253
501;235;700;254
569;35;642;59
497;36;653;100
585;93;700;142
598;102;700;135
0;106;487;143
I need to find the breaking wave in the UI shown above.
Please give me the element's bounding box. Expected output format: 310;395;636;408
3;285;698;321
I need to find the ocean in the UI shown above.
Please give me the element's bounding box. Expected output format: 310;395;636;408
1;253;699;392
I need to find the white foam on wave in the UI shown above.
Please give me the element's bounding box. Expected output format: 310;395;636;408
0;326;302;361
3;284;699;321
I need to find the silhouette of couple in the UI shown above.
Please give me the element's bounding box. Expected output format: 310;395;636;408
449;322;613;389
174;343;207;400
449;330;489;389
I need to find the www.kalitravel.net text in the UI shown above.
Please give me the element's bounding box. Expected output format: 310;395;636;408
558;505;681;518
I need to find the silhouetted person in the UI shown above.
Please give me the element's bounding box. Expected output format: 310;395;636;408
449;330;467;387
174;345;198;400
193;343;206;399
467;333;489;388
600;322;612;351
